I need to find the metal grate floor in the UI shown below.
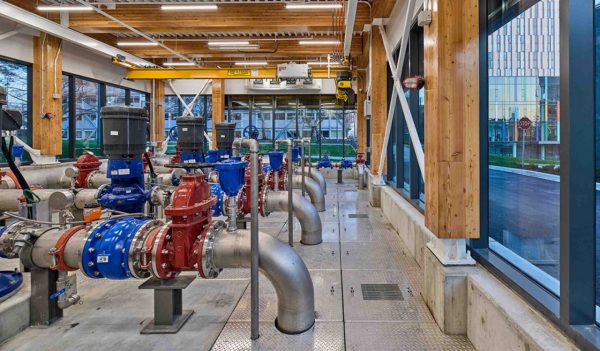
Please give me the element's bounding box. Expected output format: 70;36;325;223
361;284;404;301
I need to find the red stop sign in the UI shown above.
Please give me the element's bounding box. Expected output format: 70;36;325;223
518;117;532;130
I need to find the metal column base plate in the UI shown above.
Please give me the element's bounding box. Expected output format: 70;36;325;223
140;309;194;334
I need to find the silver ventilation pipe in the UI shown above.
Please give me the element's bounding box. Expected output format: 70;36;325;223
263;190;322;245
290;174;325;212
201;225;315;334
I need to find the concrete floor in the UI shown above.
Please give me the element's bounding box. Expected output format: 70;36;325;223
0;179;474;350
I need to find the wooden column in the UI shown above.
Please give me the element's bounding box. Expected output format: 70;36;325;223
211;78;225;149
424;0;480;238
32;34;62;155
369;26;388;175
356;70;367;154
151;80;165;148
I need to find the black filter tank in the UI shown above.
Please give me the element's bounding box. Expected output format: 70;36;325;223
177;116;205;154
215;122;236;151
101;105;148;158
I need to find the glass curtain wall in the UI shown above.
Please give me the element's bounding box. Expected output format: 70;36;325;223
0;58;30;147
275;96;297;140
229;96;250;138
61;75;71;159
105;85;126;106
320;96;344;161
299;95;320;162
74;78;101;156
486;0;560;294
252;96;274;153
130;90;147;108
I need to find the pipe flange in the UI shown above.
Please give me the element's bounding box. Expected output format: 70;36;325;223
128;219;163;279
0;220;36;258
260;185;271;217
198;220;226;279
149;223;174;279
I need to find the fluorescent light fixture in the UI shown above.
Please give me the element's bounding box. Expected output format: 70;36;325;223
286;3;343;9
117;41;160;47
161;4;218;11
210;45;260;51
307;61;342;66
298;40;340;45
234;61;267;66
37;5;93;12
208;40;251;46
163;61;197;67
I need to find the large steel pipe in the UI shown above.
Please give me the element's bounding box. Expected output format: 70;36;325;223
264;190;322;245
291;175;325;212
357;164;366;190
0;189;74;211
203;228;315;334
299;166;326;195
0;165;74;189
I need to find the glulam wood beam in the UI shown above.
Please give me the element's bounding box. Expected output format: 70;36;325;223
369;26;387;175
211;79;225;149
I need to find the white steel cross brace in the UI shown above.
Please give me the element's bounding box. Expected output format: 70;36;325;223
376;0;425;183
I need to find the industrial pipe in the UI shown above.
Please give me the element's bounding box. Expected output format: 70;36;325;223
357;163;366;190
263;190;322;245
238;138;260;340
275;139;294;247
0;165;74;189
291;175;325;212
201;228;315;334
300;166;327;195
0;189;74;211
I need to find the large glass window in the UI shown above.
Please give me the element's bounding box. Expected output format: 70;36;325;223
487;0;560;294
229;96;250;138
105;85;126;106
252;96;274;153
130;90;147;108
0;58;30;145
61;75;71;159
75;78;101;156
275;96;297;140
299;96;320;161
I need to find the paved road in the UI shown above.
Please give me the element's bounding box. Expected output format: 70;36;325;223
489;168;600;301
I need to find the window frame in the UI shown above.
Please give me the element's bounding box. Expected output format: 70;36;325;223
470;1;600;349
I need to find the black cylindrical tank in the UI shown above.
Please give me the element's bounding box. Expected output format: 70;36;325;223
177;116;205;153
215;122;236;151
101;106;148;158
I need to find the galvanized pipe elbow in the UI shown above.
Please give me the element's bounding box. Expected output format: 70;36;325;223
263;190;322;245
291;174;325;212
203;227;315;334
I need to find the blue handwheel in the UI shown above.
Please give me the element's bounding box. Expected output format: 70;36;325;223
243;125;259;140
168;126;178;141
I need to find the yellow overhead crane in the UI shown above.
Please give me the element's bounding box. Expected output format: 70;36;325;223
113;58;354;80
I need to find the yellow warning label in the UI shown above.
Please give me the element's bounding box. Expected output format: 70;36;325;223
227;69;252;77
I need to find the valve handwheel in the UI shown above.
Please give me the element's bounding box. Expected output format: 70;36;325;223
243;125;259;140
168;126;178;141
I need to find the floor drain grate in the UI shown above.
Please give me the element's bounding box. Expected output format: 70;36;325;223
348;213;368;218
361;284;404;301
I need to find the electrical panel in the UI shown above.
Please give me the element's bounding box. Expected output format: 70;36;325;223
277;63;309;79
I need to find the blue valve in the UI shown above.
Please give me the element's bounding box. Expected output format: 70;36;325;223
215;159;247;197
268;150;284;172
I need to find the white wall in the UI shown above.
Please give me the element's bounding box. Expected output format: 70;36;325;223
0;17;150;92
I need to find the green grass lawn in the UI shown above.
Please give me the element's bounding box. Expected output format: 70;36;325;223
489;154;560;174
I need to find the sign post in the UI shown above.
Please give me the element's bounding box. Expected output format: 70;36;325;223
518;117;532;167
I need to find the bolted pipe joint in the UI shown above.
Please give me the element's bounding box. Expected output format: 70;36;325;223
199;223;315;334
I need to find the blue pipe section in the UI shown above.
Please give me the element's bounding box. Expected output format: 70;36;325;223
81;217;150;279
97;159;150;213
340;159;353;169
206;149;233;163
210;183;225;216
180;151;203;164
